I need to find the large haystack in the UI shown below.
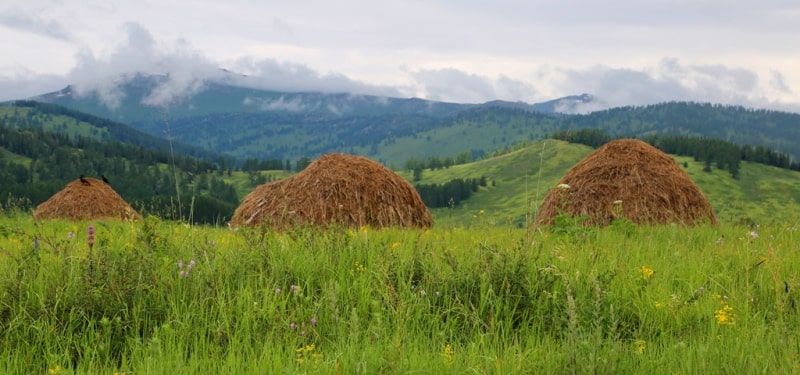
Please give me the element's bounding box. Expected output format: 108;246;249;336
33;177;141;221
231;153;433;229
535;139;717;227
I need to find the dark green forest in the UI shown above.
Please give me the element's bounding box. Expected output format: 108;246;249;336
0;105;239;224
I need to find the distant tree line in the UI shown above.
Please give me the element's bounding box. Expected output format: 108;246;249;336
414;177;487;208
241;158;290;171
550;128;800;179
403;150;482;181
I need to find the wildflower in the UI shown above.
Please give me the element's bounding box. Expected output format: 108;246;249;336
87;225;95;249
67;231;75;239
47;365;62;374
310;317;318;326
275;288;282;295
290;323;297;330
290;284;298;293
749;231;759;239
442;344;454;365
391;241;401;249
638;266;654;281
177;259;196;277
634;340;646;354
479;210;485;215
714;302;736;325
296;344;320;365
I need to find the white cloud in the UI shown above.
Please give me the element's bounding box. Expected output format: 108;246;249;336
0;1;798;113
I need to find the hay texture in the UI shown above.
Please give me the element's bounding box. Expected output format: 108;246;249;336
33;177;141;221
231;153;433;229
535;139;717;227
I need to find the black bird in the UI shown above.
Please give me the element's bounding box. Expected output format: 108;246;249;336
102;175;110;184
79;174;90;186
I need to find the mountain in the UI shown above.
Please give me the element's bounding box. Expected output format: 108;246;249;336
28;74;800;166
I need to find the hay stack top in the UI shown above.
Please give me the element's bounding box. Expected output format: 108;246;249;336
33;177;141;221
231;153;433;229
535;139;717;227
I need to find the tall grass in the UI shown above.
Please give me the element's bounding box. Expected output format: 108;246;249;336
1;215;799;374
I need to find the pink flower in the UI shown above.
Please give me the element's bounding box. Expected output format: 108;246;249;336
749;231;759;239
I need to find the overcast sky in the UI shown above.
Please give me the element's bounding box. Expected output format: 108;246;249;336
1;0;799;113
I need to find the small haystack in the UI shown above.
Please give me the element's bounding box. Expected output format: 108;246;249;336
33;177;141;221
231;153;433;229
535;139;717;227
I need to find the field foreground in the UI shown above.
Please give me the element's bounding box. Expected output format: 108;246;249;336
1;215;799;374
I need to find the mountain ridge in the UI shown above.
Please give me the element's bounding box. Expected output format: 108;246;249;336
24;73;800;165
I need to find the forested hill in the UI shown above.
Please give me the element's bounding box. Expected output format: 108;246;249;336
6;100;224;161
563;102;800;159
32;79;800;165
0;103;240;224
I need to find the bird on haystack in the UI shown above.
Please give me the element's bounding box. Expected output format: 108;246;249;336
79;174;90;186
102;175;110;184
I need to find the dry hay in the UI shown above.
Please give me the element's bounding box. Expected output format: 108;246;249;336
535;139;717;227
231;153;433;229
33;177;141;221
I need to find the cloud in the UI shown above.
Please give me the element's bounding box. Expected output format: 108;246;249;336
552;58;800;113
771;70;792;94
0;73;68;102
66;23;224;108
0;8;72;41
407;68;538;103
60;22;402;109
243;95;310;112
224;58;401;98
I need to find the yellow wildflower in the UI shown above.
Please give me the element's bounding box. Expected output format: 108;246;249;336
442;344;454;365
714;302;736;325
47;365;62;375
638;266;654;281
634;340;646;354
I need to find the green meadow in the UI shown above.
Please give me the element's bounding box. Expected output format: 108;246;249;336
1;213;799;374
3;139;800;374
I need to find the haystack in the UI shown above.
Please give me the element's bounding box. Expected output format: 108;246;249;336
535;139;717;227
230;153;433;229
33;177;141;221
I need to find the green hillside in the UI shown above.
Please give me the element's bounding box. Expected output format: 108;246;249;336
33;77;800;166
414;140;800;227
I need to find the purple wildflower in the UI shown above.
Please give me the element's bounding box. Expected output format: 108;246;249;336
275;288;282;295
87;225;95;249
290;323;297;330
310;317;318;326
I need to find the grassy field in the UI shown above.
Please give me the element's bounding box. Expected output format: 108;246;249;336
1;210;799;374
401;140;800;228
